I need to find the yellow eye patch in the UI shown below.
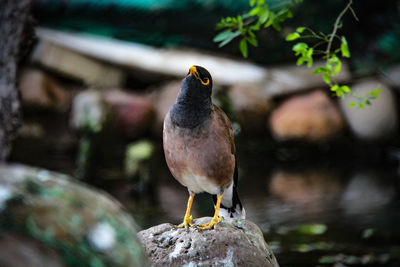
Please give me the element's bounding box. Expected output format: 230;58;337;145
189;66;210;86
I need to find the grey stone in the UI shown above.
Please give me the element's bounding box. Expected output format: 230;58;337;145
104;90;154;138
138;217;279;267
381;64;400;89
32;40;126;87
228;83;273;132
264;61;351;97
19;69;70;110
339;79;398;140
0;163;148;267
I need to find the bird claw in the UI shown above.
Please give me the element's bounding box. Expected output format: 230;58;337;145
174;215;194;229
196;216;222;230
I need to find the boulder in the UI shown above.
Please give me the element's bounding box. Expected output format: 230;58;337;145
381;64;400;89
339;79;398;140
19;69;70;111
269;90;344;141
32;37;126;87
265;61;351;97
138;217;279;267
0;232;65;267
0;164;148;267
105;90;154;138
229;83;273;132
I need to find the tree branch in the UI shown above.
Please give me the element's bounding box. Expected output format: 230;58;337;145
325;0;353;55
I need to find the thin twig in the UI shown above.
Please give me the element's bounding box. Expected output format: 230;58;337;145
325;0;353;55
349;6;359;21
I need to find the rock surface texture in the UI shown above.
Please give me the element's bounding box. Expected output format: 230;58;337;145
138;217;279;267
0;164;148;267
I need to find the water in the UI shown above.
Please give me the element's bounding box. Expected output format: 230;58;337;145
10;125;400;266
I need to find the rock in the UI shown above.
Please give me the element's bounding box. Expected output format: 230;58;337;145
339;79;398;140
19;69;70;110
229;84;273;132
105;90;154;138
265;61;351;97
381;64;400;89
0;164;148;267
70;90;108;133
34;28;267;87
150;81;181;135
32;39;126;87
138;217;279;267
0;232;65;267
269;90;344;141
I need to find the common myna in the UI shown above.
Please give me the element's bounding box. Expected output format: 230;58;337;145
163;65;245;230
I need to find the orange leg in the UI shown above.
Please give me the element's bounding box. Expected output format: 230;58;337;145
175;193;195;229
197;194;223;230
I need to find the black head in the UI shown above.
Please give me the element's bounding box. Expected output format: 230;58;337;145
170;66;213;128
188;65;213;89
177;65;213;104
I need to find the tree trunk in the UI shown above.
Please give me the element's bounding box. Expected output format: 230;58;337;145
0;0;32;160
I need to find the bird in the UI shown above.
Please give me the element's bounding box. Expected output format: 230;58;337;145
163;65;245;230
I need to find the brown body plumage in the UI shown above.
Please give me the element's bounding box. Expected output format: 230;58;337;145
164;105;235;194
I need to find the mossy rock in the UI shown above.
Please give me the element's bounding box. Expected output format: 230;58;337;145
0;164;148;267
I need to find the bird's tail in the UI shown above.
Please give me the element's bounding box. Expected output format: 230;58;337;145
213;164;245;219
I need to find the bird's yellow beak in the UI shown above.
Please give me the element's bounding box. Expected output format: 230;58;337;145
189;66;209;86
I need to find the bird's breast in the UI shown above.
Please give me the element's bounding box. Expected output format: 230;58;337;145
163;111;235;193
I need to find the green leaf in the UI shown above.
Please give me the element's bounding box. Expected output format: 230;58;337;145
341;36;350;58
358;103;365;109
312;67;326;74
292;42;308;52
250;0;257;7
323;72;331;84
362;228;375;239
297;224;327;235
246;36;258;47
341;85;350;93
286;32;300;41
259;9;270;24
368;88;382;98
349;101;356;108
306;48;313;67
213;30;234;42
257;0;265;5
296;26;305;33
216;31;241;47
249;6;261;16
296;56;305;66
331;84;339;91
264;12;275;28
240;38;248;58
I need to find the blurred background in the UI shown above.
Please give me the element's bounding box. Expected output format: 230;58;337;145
3;0;400;266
